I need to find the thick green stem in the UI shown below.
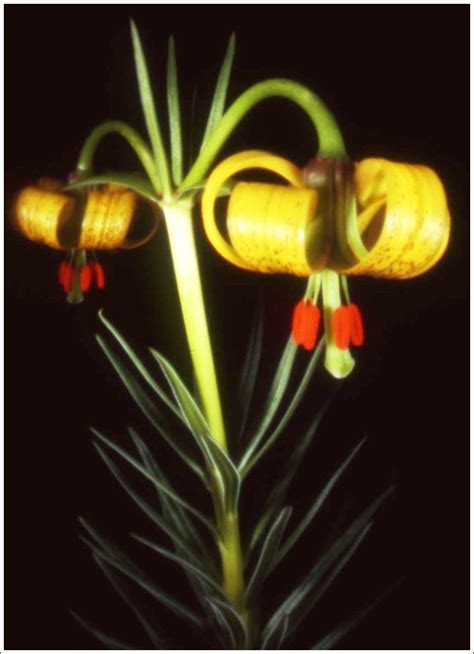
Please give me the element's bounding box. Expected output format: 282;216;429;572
164;201;248;639
162;201;226;449
76;120;163;194
218;513;245;609
180;78;346;192
217;508;250;647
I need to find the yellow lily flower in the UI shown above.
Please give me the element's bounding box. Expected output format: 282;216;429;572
12;177;157;303
201;150;450;378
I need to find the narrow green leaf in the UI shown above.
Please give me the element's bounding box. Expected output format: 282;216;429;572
311;582;400;650
201;34;236;150
79;517;136;570
93;555;164;649
128;427;218;576
264;523;373;647
65;172;157;202
167;36;183;185
127;428;221;612
261;614;289;650
99;311;183;423
239;337;298;473
207;599;237;649
241;338;325;477
92;428;219;539
96;335;204;480
201;434;241;515
288;523;373;640
176;179;235;202
79;520;172;643
129;428;201;535
132;534;226;600
149;347;211;445
246;507;292;606
264;486;394;643
273;437;367;568
82;533;204;637
237;296;264;442
130;20;170;195
94;547;203;627
71;611;135;650
207;598;247;649
93;442;202;565
250;401;331;551
149;347;224;486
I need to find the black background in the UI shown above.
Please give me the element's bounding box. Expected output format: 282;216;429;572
5;4;469;651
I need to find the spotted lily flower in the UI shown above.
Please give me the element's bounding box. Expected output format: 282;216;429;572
201;150;450;378
13;176;157;303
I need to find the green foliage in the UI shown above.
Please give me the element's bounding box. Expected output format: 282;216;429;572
201;34;236;151
96;333;204;480
71;611;136;649
130;20;171;195
132;534;226;600
245;507;292;606
273;437;367;567
75;313;393;649
92;555;164;648
92;428;218;538
239;337;325;477
65;172;157;201
166;37;183;185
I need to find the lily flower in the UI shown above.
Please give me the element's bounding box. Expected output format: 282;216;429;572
12;176;157;303
201;150;450;378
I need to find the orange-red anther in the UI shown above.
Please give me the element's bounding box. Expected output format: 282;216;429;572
61;263;74;292
348;303;364;346
302;304;321;351
292;300;320;351
332;306;351;350
93;262;106;289
80;264;92;292
292;300;306;346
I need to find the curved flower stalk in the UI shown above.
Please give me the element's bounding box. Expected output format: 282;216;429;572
13;21;451;650
201;149;450;378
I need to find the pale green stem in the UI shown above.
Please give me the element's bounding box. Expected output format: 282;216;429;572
218;512;247;617
179;78;346;192
162;201;226;449
76;120;163;194
163;201;248;636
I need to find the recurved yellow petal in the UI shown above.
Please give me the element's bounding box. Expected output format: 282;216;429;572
344;159;450;278
78;189;138;250
202;150;328;275
14;186;76;250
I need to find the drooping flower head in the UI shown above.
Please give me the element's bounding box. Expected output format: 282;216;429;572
12;176;158;303
201;150;450;378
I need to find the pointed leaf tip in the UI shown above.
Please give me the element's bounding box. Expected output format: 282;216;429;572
200;33;236;150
